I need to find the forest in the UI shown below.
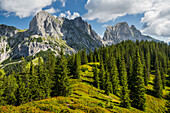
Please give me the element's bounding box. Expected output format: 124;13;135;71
0;40;170;112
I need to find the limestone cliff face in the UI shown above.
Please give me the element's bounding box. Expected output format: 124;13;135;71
103;22;158;44
0;11;103;63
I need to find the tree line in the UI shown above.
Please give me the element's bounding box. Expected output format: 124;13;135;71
0;40;169;111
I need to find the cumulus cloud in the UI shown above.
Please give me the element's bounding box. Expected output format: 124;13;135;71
83;0;153;23
0;0;56;18
59;10;80;19
84;0;170;38
45;7;60;14
141;0;170;37
59;0;66;7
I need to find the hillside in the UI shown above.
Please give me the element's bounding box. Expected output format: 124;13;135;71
0;62;168;113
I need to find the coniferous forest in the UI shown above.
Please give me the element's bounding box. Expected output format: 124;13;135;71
0;40;170;112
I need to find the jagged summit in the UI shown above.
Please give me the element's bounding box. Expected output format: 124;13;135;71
0;10;103;63
103;22;158;44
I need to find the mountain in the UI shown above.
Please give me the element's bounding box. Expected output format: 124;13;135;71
0;11;159;63
103;22;159;44
0;11;102;63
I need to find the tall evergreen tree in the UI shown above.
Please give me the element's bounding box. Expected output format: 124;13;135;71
120;57;131;108
131;48;146;111
93;66;100;89
110;56;120;96
81;49;88;64
105;68;112;95
54;48;71;96
88;48;93;62
74;53;81;79
4;72;18;105
99;61;105;90
153;49;163;98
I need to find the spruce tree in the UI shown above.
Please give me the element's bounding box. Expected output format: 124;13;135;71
4;71;18;105
120;57;131;108
131;48;146;111
110;56;120;96
89;48;93;62
54;48;71;96
99;61;105;90
37;56;46;99
105;68;112;95
153;49;163;98
93;66;100;89
29;61;39;100
74;53;81;79
81;49;88;64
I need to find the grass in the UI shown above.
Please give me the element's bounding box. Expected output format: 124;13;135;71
0;63;169;113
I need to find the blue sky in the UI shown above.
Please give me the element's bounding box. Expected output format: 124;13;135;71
0;0;170;42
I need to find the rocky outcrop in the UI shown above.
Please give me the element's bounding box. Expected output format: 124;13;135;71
0;11;103;63
103;22;158;44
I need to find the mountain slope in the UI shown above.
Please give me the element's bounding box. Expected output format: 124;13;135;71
103;22;159;44
0;11;102;63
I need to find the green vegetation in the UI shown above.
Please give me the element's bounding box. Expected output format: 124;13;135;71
0;40;169;113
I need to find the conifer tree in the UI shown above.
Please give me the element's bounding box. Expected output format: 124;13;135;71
54;48;71;96
93;66;100;89
127;56;133;90
105;68;112;95
16;74;25;105
110;56;120;96
74;53;81;79
89;48;93;62
99;60;105;90
120;57;131;108
37;56;46;99
160;62;165;89
81;49;88;64
4;71;18;105
131;48;146;111
29;61;39;100
20;57;27;74
153;49;163;98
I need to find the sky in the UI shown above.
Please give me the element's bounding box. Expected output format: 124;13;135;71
0;0;170;42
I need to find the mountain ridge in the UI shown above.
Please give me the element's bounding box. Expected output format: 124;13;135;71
0;11;159;63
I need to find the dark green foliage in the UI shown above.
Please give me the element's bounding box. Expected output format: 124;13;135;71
3;72;18;105
110;57;120;96
99;61;105;90
166;93;170;112
153;48;163;98
74;53;81;79
88;48;93;62
120;57;131;108
131;48;146;111
93;66;100;89
105;68;112;95
54;48;71;97
81;49;88;64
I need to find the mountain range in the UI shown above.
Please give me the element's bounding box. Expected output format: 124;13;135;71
0;11;159;63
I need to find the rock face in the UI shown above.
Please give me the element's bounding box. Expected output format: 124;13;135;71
103;22;158;44
0;11;103;63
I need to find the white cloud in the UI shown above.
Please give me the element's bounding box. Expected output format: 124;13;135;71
102;24;108;28
45;7;60;14
59;10;80;19
0;0;56;18
59;0;66;7
59;13;66;18
84;0;170;38
83;0;153;23
141;0;170;37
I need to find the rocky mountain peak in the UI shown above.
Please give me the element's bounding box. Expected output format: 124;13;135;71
103;22;158;44
28;10;62;38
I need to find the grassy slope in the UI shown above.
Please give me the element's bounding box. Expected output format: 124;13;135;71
0;62;169;113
